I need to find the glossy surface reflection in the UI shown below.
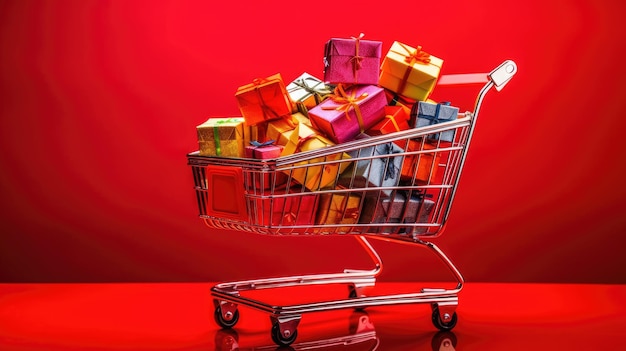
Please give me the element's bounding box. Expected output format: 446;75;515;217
1;283;624;350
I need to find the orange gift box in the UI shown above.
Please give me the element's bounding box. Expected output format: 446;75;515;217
235;73;294;126
400;139;440;184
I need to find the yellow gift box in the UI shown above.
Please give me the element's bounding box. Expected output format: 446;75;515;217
196;117;249;157
315;190;362;231
280;123;351;191
379;41;443;102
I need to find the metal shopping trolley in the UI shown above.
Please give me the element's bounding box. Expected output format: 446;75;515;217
187;60;516;346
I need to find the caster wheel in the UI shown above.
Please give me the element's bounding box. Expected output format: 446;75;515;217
214;305;239;329
271;322;298;347
431;306;457;331
348;286;366;311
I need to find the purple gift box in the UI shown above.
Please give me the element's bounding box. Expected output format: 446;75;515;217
359;191;435;234
323;34;382;85
245;141;284;159
308;85;387;144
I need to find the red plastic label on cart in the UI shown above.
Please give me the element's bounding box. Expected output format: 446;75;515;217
205;165;248;222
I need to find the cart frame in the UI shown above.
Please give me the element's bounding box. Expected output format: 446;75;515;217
187;60;517;346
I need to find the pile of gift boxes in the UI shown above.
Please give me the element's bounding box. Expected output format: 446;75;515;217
196;34;461;233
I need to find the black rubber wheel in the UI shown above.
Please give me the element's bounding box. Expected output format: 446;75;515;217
431;306;457;331
271;323;298;347
348;286;366;311
214;305;239;329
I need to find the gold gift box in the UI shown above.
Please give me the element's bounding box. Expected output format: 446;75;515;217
315;190;362;232
280;122;351;191
379;41;443;101
197;117;248;157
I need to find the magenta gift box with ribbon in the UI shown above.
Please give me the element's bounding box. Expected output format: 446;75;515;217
244;140;284;159
323;33;382;85
308;84;387;144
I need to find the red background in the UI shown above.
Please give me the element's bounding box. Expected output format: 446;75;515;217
0;0;624;284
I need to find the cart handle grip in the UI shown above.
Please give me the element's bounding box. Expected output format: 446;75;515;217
437;60;517;92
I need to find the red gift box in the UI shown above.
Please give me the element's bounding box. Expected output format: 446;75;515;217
366;105;410;148
235;73;294;126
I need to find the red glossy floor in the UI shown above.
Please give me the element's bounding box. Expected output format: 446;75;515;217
1;281;624;350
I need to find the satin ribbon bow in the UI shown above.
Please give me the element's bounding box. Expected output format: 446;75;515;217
349;33;365;83
250;140;275;148
322;84;369;133
404;45;431;65
289;78;332;102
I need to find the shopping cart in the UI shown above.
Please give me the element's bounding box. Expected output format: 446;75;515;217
187;60;516;346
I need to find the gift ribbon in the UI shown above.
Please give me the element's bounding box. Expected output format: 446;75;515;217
212;118;239;156
376;142;400;181
288;77;332;103
252;78;282;121
384;114;401;132
250;140;275;148
418;102;451;125
395;43;433;96
333;193;359;222
322;84;368;133
349;33;365;83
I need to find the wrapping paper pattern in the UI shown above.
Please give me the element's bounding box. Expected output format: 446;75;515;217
308;84;387;144
412;101;460;142
379;41;443;101
196;117;248;157
323;34;382;85
235;73;294;126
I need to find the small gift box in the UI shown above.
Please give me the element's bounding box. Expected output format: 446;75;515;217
400;139;440;184
323;33;382;85
359;191;435;234
308;84;387;144
286;72;333;116
280;123;351;191
315;189;362;230
366;106;410;148
245;140;284;159
235;73;294;126
196;117;248;157
251;185;318;227
338;136;403;196
379;41;443;101
412;101;460;142
384;89;416;117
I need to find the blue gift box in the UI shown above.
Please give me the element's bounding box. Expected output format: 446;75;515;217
411;101;459;142
338;137;403;196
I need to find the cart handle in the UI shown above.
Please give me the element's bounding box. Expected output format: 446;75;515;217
437;60;517;92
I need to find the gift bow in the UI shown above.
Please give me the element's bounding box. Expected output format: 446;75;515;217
395;43;433;96
403;45;431;65
322;84;369;133
250;140;276;148
289;78;332;102
349;33;365;83
212;118;240;156
385;114;401;132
